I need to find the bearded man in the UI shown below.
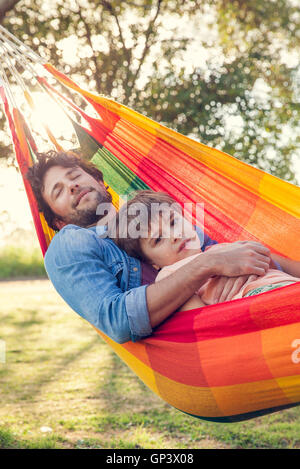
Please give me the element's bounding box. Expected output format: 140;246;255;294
27;150;279;343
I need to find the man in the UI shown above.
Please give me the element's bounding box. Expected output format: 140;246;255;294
27;150;275;344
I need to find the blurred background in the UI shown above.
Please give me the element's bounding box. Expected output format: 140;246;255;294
0;0;299;277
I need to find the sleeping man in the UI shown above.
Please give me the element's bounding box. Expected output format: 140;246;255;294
26;150;299;344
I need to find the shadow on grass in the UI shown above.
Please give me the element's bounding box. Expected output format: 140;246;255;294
91;348;300;449
0;306;101;403
100;350;153;410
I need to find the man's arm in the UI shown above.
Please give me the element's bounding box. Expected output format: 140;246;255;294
45;228;271;342
44;226;152;344
146;241;271;328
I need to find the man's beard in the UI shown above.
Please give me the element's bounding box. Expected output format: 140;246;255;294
61;188;112;228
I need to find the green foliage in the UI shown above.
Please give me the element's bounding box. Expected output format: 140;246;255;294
0;426;62;449
0;427;16;448
0;245;46;279
1;0;300;180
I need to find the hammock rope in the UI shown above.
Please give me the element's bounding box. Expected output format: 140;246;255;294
1;26;300;422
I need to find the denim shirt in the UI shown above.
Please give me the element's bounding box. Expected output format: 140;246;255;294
44;224;216;344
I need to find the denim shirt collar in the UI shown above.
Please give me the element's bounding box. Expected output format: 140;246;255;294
88;225;142;290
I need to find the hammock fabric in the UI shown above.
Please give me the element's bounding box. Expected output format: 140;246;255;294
1;38;300;422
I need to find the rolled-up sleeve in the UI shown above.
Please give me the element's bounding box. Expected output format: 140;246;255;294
125;284;152;338
44;227;152;343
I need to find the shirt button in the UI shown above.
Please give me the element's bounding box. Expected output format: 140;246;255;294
133;267;138;272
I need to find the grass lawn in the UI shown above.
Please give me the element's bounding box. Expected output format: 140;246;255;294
0;246;46;280
0;279;299;449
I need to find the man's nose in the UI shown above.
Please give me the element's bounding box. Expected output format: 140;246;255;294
69;183;80;194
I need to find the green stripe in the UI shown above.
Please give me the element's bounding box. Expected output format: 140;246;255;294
91;147;150;197
73;120;103;159
73;120;150;196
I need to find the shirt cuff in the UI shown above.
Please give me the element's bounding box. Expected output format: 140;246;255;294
273;260;283;271
125;285;153;341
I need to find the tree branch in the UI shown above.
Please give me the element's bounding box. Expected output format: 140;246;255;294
130;0;163;89
76;7;103;93
0;0;21;22
99;0;132;83
100;1;128;57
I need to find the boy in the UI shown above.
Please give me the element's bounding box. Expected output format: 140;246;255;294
110;190;300;312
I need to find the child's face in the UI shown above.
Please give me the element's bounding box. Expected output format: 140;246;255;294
140;209;200;269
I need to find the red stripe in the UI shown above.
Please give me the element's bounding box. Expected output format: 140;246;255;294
150;283;300;343
0;88;48;255
102;128;245;241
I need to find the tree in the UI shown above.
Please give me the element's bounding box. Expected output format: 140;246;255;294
0;0;299;181
0;0;21;21
0;0;22;162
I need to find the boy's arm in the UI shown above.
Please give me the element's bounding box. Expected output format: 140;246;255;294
271;254;300;278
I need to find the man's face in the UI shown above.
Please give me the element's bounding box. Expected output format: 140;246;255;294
42;165;112;229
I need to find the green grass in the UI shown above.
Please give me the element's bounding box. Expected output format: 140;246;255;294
0;279;299;449
0;246;46;279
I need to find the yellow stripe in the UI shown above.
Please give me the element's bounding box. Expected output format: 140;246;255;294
211;378;292;416
91;96;300;220
277;375;300;403
99;332;160;396
259;172;300;217
47;63;300;220
96;330;300;418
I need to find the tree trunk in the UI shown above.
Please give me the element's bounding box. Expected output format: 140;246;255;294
0;0;21;22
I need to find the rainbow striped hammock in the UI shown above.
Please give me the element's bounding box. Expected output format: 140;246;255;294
0;26;300;423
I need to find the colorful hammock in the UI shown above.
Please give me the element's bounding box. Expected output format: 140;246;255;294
0;26;300;422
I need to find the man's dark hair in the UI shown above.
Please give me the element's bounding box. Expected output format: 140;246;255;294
26;150;104;231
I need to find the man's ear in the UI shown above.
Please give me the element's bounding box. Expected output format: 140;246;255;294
54;218;67;230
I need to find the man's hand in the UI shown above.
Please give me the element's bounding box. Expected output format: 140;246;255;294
203;241;271;277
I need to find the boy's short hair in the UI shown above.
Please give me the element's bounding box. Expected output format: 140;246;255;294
110;190;182;262
26;150;104;231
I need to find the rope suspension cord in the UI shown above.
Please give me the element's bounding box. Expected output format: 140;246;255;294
0;35;72;152
0;60;17;108
0;46;27;94
0;25;45;64
0;36;36;80
0;28;100;155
